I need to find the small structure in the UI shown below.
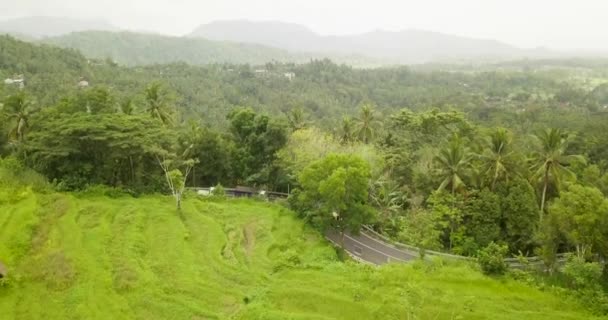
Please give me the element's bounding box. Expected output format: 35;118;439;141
284;72;296;81
77;77;89;88
0;261;7;279
4;74;25;89
254;69;268;76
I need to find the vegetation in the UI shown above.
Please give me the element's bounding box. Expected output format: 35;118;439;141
2;34;608;317
0;181;603;319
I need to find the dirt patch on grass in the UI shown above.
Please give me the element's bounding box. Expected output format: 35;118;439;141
242;222;256;258
28;251;76;290
31;195;71;253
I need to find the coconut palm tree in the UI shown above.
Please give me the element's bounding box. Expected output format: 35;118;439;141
286;108;307;131
480;128;516;190
355;105;377;144
338;116;354;144
144;82;173;125
434;135;472;194
531;128;584;221
3;93;34;142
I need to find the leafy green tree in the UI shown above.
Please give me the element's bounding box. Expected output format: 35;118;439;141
548;184;608;259
155;153;196;210
25;112;172;191
397;209;442;258
465;189;502;248
293;154;375;246
227;107;287;187
499;178;538;254
427;191;465;251
531;128;584;219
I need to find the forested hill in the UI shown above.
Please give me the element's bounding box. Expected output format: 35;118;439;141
189;20;552;64
42;31;302;66
0;16;118;38
2;34;607;128
41;31;382;67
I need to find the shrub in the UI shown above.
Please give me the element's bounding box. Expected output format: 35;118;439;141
562;256;603;290
477;242;508;275
211;183;226;197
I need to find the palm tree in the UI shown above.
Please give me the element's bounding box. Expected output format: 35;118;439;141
531;128;584;220
3;93;34;142
286;108;307;131
144;82;172;125
434;135;472;194
355;105;377;144
480;128;516;190
338;116;354;144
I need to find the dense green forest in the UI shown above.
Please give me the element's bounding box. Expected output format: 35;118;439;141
2;34;608;318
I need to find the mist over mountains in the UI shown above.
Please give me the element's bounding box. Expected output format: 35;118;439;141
0;16;118;38
0;16;598;65
189;20;550;64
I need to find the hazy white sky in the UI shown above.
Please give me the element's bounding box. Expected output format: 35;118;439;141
1;0;607;49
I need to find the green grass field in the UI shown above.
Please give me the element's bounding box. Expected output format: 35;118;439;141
0;186;603;319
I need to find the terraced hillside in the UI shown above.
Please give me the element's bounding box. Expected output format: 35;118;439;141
0;187;602;319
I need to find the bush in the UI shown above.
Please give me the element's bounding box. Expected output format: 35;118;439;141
562;256;603;290
211;183;226;197
477;242;508;275
77;184;135;198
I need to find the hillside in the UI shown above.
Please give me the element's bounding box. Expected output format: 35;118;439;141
42;31;303;66
0;183;602;319
0;16;118;38
189;20;550;64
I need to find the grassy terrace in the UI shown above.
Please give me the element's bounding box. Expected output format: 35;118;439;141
0;187;602;319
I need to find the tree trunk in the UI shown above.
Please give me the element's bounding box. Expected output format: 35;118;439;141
539;168;549;223
176;192;182;210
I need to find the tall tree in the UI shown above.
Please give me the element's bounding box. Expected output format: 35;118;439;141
3;93;34;142
480;128;516;190
434;135;471;194
531;128;584;220
293;154;375;247
338;116;354;145
144;82;173;125
548;184;608;259
355;105;377;144
286;107;308;131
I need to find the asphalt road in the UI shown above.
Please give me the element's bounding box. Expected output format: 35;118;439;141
325;229;419;265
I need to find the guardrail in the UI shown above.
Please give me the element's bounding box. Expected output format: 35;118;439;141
189;187;289;200
361;225;568;269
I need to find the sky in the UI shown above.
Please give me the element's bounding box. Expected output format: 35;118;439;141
1;0;607;50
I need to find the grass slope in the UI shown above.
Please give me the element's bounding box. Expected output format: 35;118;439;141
0;187;602;319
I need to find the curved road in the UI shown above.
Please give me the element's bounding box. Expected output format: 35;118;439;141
325;228;557;269
325;229;420;265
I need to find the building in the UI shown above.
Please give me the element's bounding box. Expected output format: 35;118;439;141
4;75;25;89
78;78;90;88
284;72;296;81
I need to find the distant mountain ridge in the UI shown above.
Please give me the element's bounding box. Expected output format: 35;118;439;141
0;17;575;66
0;16;118;38
41;31;382;66
189;20;550;64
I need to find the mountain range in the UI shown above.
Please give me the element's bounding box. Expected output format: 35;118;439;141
188;20;556;64
0;16;118;38
0;16;594;65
